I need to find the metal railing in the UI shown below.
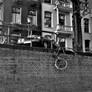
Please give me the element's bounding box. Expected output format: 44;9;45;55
59;1;72;8
56;25;73;33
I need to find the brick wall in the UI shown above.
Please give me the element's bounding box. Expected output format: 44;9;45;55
0;47;92;92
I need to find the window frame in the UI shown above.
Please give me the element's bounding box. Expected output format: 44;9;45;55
59;12;65;26
12;7;22;24
44;11;52;28
84;18;89;33
27;10;37;26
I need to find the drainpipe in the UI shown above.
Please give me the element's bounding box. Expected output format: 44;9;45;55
57;6;59;26
55;0;59;43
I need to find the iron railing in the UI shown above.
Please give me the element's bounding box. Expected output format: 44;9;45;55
59;1;72;8
56;25;73;34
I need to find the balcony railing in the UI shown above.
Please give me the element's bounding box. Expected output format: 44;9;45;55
57;1;72;12
60;1;72;8
56;24;73;32
56;25;73;37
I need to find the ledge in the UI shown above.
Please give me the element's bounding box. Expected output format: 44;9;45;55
0;44;53;53
0;44;92;56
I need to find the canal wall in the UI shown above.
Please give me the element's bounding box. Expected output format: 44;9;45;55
0;47;92;92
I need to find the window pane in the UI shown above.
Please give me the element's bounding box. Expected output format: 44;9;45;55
12;8;20;14
85;40;90;51
16;14;21;24
27;10;37;25
44;11;51;28
12;14;16;23
12;8;21;24
59;13;65;26
84;18;89;33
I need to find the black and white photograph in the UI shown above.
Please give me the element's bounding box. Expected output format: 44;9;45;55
0;0;92;92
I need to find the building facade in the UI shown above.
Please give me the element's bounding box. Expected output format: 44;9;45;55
41;0;73;50
0;0;41;36
0;0;73;50
81;0;92;52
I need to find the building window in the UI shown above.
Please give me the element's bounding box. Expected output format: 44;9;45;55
84;18;89;33
27;10;37;26
59;13;65;26
12;7;22;24
44;0;51;4
44;11;52;28
85;40;90;51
